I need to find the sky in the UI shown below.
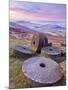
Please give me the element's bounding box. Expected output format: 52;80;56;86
10;0;66;22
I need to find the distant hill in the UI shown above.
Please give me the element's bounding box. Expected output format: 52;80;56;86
38;24;65;29
9;21;66;37
9;22;35;33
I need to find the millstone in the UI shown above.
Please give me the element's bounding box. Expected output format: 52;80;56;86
31;32;52;53
22;56;63;84
13;45;35;58
41;46;61;58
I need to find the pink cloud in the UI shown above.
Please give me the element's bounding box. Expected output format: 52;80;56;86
10;1;66;21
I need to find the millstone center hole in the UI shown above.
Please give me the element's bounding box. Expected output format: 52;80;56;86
40;63;46;68
23;48;26;49
49;48;53;51
33;41;35;45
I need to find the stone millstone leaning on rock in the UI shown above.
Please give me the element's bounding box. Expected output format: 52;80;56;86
31;32;52;53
